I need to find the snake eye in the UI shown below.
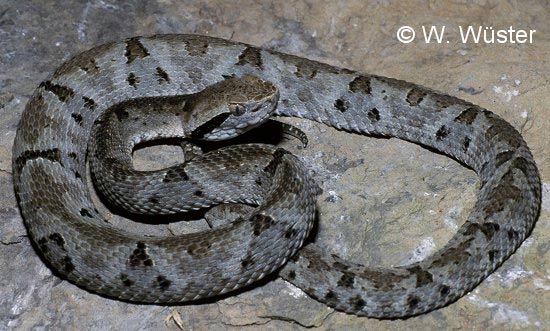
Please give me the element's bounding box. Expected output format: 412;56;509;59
229;103;246;116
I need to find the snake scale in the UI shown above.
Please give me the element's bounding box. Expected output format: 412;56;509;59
12;34;541;318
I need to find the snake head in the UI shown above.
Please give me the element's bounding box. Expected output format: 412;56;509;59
187;74;279;141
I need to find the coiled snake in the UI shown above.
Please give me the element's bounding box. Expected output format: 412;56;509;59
12;35;540;318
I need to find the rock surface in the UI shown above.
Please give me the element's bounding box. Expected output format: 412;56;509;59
1;1;548;330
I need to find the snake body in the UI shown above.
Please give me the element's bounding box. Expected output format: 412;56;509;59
12;34;541;318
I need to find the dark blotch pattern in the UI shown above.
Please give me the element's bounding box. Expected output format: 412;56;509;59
38;237;49;253
186;241;212;258
407;266;433;287
284;227;297;239
263;148;289;175
432;94;465;109
407;295;420;309
488;250;498;263
184;39;208;56
431;238;474;268
332;258;349;272
156;67;170;83
71;113;83;126
334;98;349;112
483;170;522;214
367;108;380;122
120;273;134;287
80;58;99;74
436;126;450;140
507;229;519;241
495;151;514;168
82;96;96;110
462;137;471;152
349;76;371;94
349;295;366;311
114;108;129;121
337;271;355;288
15;149;62;174
324;290;339;306
163;167;189;182
463;221;500;240
127;73;140;88
236;47;263;69
125;38;149;63
303;287;316;295
295;64;317;78
303;251;333;271
406;88;427;106
252;214;275;236
40;81;75;102
454;107;479;124
128;242;153;267
241;256;254;268
155;275;171;291
484;112;522;148
287;270;296;280
62;256;75;273
480;222;500;240
79;208;93;218
511;157;530;177
48;233;65;249
439;285;450;296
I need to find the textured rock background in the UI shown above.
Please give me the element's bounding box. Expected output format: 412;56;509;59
1;0;548;330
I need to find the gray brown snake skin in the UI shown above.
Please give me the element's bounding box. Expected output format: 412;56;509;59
12;34;541;318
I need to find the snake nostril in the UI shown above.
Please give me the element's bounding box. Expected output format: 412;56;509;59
251;104;263;112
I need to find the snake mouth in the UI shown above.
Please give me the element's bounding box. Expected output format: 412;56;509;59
190;112;231;139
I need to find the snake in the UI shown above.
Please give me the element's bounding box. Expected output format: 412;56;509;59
12;34;541;318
